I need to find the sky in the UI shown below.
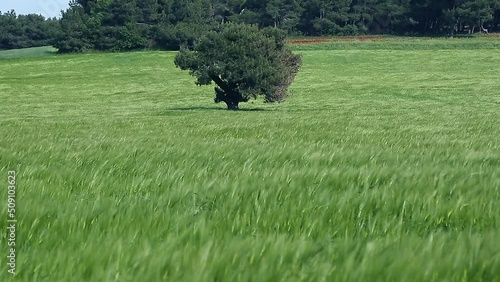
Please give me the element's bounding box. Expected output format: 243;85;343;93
0;0;69;18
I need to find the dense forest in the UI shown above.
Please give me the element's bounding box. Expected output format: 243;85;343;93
1;0;500;52
0;11;59;50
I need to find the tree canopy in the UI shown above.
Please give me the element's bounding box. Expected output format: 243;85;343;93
1;0;500;52
0;10;59;50
174;24;302;110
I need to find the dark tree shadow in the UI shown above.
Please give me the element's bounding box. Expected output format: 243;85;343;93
166;106;225;111
161;106;269;112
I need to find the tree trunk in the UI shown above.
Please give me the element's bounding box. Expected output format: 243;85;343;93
211;76;242;110
481;23;488;34
225;100;239;110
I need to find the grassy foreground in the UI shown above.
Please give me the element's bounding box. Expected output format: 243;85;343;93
0;38;499;281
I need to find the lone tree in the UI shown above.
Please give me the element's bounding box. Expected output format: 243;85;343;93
174;23;302;110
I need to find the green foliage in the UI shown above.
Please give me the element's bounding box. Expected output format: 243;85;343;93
1;38;500;281
52;5;92;53
174;24;302;110
0;10;60;50
49;0;217;52
3;0;500;52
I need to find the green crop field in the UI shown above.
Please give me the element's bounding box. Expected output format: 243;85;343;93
0;38;499;281
0;46;57;60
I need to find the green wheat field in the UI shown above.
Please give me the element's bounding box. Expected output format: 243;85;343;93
0;37;499;281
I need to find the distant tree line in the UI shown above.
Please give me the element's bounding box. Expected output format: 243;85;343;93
0;10;59;50
2;0;500;52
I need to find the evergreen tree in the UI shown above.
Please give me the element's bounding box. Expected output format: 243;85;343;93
174;24;302;110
